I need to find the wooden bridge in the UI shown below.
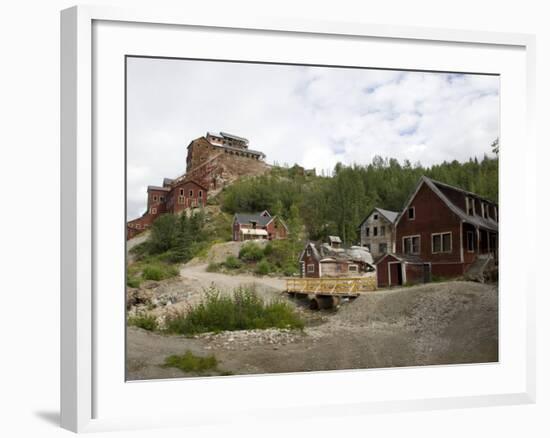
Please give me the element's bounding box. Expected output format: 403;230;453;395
285;276;377;309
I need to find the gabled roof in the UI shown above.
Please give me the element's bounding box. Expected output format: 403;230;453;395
299;242;321;262
234;212;273;227
395;176;498;232
147;185;171;192
171;178;209;192
374;252;424;265
376;208;399;224
358;207;399;228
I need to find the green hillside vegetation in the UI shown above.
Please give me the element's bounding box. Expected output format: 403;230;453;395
127;143;497;282
220;150;498;246
127;209;233;286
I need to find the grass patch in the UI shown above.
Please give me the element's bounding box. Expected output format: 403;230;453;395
223;255;242;270
164;351;218;373
128;313;158;331
165;286;304;335
126;275;141;289
142;263;179;281
254;259;272;276
206;262;222;272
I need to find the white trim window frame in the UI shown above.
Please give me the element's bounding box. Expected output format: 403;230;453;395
431;231;453;254
402;234;421;255
307;264;315;273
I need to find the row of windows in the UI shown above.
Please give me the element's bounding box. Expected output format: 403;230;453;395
365;225;386;237
403;232;453;255
152;190;204;203
179;189;203;198
364;242;388;253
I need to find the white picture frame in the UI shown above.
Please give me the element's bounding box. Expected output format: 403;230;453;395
60;5;536;433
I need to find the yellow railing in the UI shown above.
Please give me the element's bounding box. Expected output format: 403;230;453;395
286;276;377;295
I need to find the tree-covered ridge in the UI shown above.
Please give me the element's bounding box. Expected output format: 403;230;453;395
220;151;498;246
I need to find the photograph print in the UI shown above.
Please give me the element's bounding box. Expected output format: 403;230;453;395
125;56;499;380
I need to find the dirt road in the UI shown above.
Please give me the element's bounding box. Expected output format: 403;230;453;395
180;262;286;294
127;280;498;380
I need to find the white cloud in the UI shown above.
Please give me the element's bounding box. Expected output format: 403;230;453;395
126;58;499;219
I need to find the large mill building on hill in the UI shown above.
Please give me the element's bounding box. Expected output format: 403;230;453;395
127;131;271;239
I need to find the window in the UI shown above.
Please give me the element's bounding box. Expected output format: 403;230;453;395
180;189;184;196
432;232;452;253
151;208;157;214
408;207;415;220
365;227;370;237
403;236;420;254
153;195;158;202
380;226;385;236
178;196;184;204
348;265;358;272
306;248;311;256
307;264;315;273
198;190;203;198
467;231;475;252
189;190;193;197
373;226;378;236
160;196;165;202
379;242;387;253
373;214;378;220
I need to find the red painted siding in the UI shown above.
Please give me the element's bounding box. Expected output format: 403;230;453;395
396;183;462;266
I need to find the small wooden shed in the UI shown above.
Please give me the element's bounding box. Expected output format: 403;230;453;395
375;253;431;287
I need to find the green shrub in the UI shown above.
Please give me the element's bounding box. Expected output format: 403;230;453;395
255;259;271;276
223;255;242;270
239;242;264;262
164;351;218;373
128;313;158;331
126;275;141;288
142;263;179;281
206;262;221;273
165;287;304;335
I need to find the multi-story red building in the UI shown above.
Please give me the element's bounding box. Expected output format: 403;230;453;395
375;176;498;286
127;179;208;239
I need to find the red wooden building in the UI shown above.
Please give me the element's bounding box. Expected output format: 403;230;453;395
126;179;208;239
232;210;288;241
376;176;498;286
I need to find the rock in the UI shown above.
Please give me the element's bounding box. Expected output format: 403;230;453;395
126;288;154;309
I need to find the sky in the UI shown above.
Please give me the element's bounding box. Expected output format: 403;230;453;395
126;57;499;220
